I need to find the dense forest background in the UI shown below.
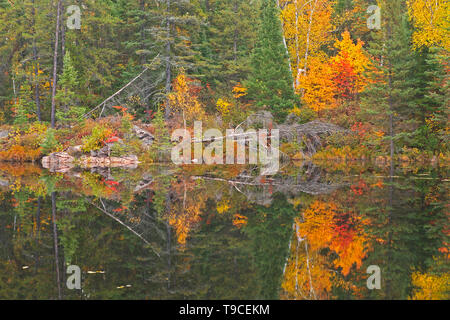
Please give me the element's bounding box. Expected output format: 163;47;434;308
0;0;448;161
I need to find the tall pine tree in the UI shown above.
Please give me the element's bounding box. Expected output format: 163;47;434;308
55;51;86;127
361;0;416;158
245;0;297;121
412;47;449;155
144;0;201;119
196;0;261;91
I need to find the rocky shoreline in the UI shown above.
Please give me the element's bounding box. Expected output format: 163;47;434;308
41;152;140;173
40;125;154;172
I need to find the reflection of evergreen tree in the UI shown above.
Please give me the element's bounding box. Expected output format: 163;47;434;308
243;193;296;299
361;169;447;300
0;165;447;300
0;193;61;299
185;198;259;299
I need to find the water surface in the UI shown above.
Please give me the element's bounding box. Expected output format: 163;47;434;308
0;162;448;300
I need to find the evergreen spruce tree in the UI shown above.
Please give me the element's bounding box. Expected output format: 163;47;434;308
361;0;416;158
55;51;86;127
64;0;122;108
404;45;448;155
13;83;35;126
150;108;172;162
196;0;261;90
0;0;53;123
144;0;201;119
40;128;61;155
13;100;31;127
245;0;297;121
414;47;450;155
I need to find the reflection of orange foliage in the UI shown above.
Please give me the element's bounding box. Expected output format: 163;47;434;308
169;201;203;246
0;163;42;177
330;220;366;276
168;182;206;246
232;214;248;229
281;237;333;300
298;200;368;276
313;145;369;161
282;199;370;300
297;201;337;251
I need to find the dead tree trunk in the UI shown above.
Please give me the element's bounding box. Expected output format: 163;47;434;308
50;0;62;128
164;0;172;120
32;0;41;121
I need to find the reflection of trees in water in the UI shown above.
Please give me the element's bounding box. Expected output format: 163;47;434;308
361;167;449;300
85;163;345;299
280;166;448;300
0;191;68;299
193;162;345;206
0;164;447;299
0;163;357;299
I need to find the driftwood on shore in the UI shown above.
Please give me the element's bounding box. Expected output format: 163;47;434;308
227;112;349;158
279;119;349;157
191;112;349;158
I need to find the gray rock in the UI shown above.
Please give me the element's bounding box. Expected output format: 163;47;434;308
133;125;154;148
66;145;84;157
42;152;75;172
91;146;110;157
42;152;74;164
0;130;10;139
0;179;9;187
90;137;122;157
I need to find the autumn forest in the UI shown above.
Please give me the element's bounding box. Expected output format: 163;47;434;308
0;0;448;301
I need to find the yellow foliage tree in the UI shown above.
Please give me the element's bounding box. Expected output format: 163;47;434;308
407;0;450;50
299;31;371;112
167;71;205;129
216;98;231;117
280;0;335;89
331;31;371;96
299;55;336;112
